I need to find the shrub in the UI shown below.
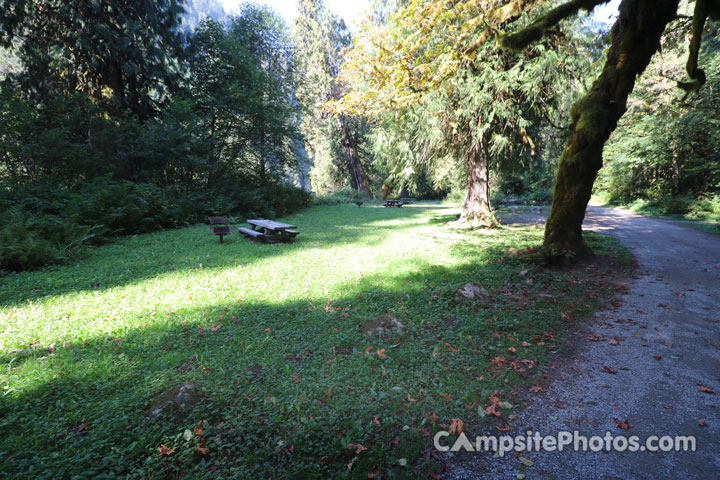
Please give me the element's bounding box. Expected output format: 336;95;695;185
313;188;366;205
687;195;720;221
442;188;466;205
0;179;312;272
0;207;98;271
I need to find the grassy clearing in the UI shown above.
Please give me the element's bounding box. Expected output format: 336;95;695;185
0;203;629;478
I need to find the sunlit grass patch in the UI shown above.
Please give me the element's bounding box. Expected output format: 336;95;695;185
0;203;629;478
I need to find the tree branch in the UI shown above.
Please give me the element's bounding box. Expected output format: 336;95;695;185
460;0;543;54
497;0;610;52
678;0;709;94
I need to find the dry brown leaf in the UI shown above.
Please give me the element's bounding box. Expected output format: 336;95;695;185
449;418;465;434
613;418;629;430
348;443;367;454
157;444;175;456
697;385;715;394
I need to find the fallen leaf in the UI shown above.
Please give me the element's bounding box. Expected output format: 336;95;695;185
698;419;708;427
196;444;210;455
485;403;502;417
425;411;439;424
697;385;715;394
653;356;662;361
407;394;417;403
377;348;387;358
496;425;510;432
519;456;534;467
157;445;175;456
601;366;618;374
348;443;367;454
449;418;465;434
194;421;204;436
613;418;629;430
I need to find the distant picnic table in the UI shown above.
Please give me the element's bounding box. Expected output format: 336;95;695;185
383;199;403;208
238;219;299;244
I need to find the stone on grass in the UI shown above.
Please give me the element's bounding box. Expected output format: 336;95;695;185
455;283;491;307
148;383;202;420
361;315;404;337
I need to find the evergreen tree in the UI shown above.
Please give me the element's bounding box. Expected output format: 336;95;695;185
293;0;372;195
0;0;187;116
336;0;591;224
185;6;300;186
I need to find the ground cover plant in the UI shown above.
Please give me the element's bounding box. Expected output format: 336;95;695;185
0;204;629;478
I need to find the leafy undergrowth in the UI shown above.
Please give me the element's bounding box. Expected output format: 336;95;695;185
0;203;631;478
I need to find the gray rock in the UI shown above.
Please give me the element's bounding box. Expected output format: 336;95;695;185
361;315;404;337
147;383;202;419
455;283;491;307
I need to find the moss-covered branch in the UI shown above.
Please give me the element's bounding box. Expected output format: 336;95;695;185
678;0;720;93
497;0;609;52
460;0;543;60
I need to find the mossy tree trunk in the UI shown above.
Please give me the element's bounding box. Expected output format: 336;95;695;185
459;132;493;226
543;0;679;258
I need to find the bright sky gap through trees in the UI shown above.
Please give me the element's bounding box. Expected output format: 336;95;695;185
221;0;622;29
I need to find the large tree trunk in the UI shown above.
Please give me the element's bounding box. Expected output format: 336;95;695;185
543;0;679;258
459;132;493;226
339;117;372;196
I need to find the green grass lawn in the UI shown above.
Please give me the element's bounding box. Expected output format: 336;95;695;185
0;203;628;478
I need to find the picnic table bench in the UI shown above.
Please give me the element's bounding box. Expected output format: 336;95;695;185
400;197;416;204
238;219;299;244
383;199;403;208
206;216;231;243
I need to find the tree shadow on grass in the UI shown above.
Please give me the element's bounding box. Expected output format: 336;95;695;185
0;240;584;479
0;204;448;309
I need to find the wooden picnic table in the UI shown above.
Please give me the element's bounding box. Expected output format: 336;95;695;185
238;219;299;243
383;199;403;208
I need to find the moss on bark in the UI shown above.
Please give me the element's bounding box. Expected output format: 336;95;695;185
543;0;680;260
